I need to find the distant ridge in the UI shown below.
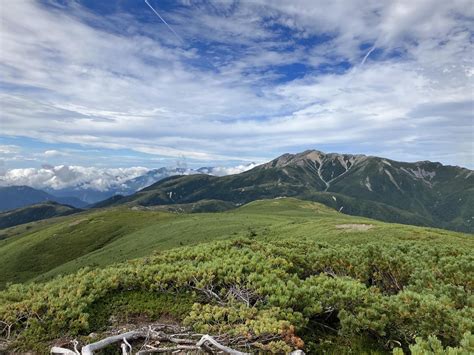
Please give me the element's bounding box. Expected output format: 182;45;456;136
0;201;82;229
95;150;473;232
0;186;87;212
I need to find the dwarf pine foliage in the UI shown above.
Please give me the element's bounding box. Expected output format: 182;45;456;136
1;236;473;352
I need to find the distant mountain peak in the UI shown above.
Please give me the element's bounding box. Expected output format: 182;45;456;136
95;149;473;233
266;150;369;168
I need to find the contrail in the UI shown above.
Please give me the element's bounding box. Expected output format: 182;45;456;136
338;43;377;91
144;0;183;43
360;45;376;66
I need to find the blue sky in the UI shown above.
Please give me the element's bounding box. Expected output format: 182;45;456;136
1;0;473;174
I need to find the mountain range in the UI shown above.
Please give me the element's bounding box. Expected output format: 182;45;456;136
0;186;88;212
0;201;81;230
0;167;221;208
97;150;473;233
1;150;472;232
42;166;254;204
0;150;473;353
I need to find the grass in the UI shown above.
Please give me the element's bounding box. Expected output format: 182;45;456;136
0;198;472;353
0;198;471;289
0;208;174;287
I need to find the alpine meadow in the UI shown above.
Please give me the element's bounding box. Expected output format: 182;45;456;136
0;1;473;354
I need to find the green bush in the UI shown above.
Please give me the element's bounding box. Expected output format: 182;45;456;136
393;332;473;354
1;236;472;352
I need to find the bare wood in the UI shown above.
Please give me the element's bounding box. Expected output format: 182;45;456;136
169;336;195;344
137;345;200;354
81;331;146;355
51;340;80;355
48;324;302;355
51;346;79;355
196;335;249;355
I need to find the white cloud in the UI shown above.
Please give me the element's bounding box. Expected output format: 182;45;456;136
0;165;149;191
0;0;472;167
0;145;21;155
200;163;259;176
43;150;65;157
0;162;260;191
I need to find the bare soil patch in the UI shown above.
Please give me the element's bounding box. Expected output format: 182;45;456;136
335;224;373;231
68;218;87;227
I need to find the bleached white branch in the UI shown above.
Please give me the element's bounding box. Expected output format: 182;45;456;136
196;335;249;355
50;347;79;355
51;340;80;354
81;331;146;355
120;337;132;355
49;325;305;355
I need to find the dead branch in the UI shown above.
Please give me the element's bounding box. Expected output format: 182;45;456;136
48;322;304;355
197;335;249;355
81;330;148;355
137;345;201;354
323;267;338;278
169;336;195;344
51;340;80;354
120;338;132;355
226;285;262;307
51;346;79;355
0;321;13;340
192;277;225;305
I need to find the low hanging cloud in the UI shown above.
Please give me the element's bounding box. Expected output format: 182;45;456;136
0;163;257;191
199;163;259;176
0;165;149;191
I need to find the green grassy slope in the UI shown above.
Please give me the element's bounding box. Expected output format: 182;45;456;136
0;201;81;230
0;199;331;287
1;198;470;290
0;198;472;353
0;208;175;288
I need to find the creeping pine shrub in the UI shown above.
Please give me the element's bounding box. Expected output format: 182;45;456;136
393;332;474;355
0;237;473;352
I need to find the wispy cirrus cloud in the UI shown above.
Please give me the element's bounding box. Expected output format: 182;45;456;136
0;0;472;169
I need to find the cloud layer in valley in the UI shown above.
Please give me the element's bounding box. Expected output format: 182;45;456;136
0;163;257;191
0;0;473;170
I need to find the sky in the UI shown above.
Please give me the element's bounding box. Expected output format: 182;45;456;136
1;0;473;181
